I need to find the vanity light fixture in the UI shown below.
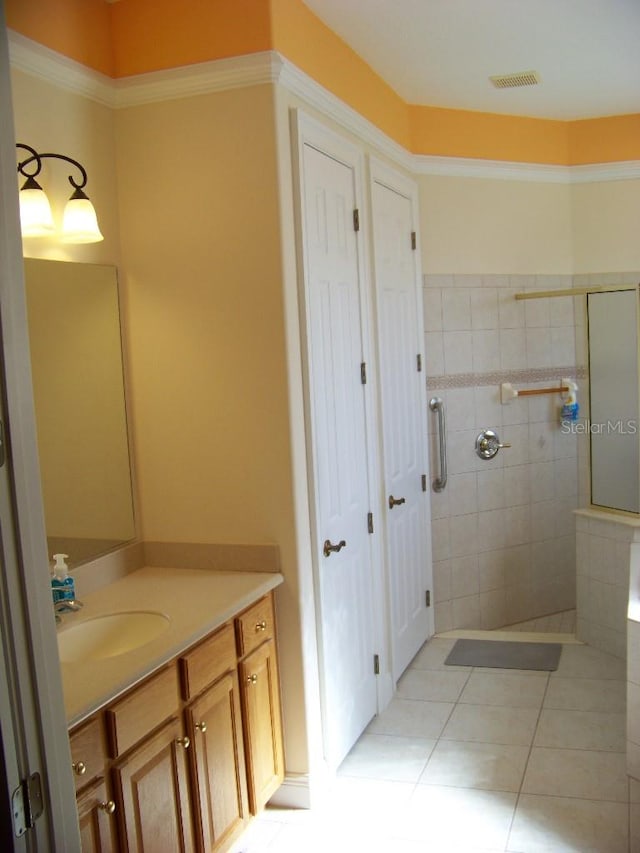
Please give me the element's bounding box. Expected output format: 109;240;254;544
16;143;104;244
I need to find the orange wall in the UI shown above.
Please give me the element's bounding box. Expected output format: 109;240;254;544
6;0;640;165
569;114;640;165
109;0;272;77
409;105;569;165
270;0;410;149
6;0;113;75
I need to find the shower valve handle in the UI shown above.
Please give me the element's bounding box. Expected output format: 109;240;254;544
475;429;511;460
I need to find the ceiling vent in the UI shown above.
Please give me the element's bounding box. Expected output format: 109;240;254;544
489;70;540;89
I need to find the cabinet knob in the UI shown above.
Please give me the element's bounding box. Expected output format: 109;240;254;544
98;800;116;815
255;620;267;632
176;736;191;750
194;721;207;734
247;674;258;685
72;761;87;776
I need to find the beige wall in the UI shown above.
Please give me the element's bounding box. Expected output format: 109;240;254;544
114;84;311;776
10;69;120;267
571;179;640;274
418;175;574;274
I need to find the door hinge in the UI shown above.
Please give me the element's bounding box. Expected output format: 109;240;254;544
360;362;367;385
353;208;360;232
426;590;431;608
421;474;427;492
373;654;380;675
367;512;374;534
417;354;422;372
411;231;417;250
12;773;43;838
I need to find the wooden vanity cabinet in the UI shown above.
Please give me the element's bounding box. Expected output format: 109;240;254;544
69;590;283;853
69;716;118;852
185;671;249;852
113;717;194;853
76;778;118;853
236;597;284;814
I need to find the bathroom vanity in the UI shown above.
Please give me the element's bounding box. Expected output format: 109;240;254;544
58;567;284;852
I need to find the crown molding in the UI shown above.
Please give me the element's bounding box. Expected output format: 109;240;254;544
277;56;414;172
114;51;283;108
9;30;640;184
8;30;115;107
568;160;640;183
412;154;571;183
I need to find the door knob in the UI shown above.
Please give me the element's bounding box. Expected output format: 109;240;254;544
98;801;116;815
194;721;207;734
323;539;346;557
388;495;406;509
72;761;86;776
247;674;258;685
176;736;190;749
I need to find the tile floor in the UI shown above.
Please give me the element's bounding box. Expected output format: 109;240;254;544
232;635;636;852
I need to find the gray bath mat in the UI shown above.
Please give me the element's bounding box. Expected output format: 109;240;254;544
444;639;562;671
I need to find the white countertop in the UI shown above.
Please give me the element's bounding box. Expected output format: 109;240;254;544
57;566;284;727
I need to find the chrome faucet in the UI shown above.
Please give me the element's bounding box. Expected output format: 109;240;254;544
54;599;83;623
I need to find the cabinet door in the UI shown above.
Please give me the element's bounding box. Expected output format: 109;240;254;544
239;639;284;813
76;777;118;853
187;671;248;851
113;718;194;853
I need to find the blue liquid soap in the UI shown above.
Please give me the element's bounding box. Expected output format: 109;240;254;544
51;553;75;603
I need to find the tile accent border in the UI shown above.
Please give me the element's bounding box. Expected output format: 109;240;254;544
427;365;588;391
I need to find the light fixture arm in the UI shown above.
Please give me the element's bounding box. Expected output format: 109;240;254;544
16;142;89;192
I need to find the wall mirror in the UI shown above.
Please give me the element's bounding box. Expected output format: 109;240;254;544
24;258;136;566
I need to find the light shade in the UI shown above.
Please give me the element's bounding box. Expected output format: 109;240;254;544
19;176;55;237
61;189;104;244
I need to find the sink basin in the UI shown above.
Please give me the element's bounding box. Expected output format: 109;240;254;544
57;611;170;663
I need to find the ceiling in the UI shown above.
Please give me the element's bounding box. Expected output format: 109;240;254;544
302;0;640;120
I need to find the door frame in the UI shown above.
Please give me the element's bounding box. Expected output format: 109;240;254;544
0;11;80;850
368;156;435;664
290;110;391;765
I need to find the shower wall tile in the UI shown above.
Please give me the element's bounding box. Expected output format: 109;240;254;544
425;273;580;631
442;289;471;330
443;331;473;374
575;512;634;660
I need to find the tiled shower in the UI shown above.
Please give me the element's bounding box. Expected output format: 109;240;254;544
424;271;640;635
424;274;581;632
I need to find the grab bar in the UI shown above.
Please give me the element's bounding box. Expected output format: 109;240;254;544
429;397;447;492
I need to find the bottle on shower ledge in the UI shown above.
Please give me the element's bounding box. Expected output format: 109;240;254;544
51;553;75;603
560;379;579;423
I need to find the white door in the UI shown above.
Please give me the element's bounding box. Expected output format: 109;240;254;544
297;130;377;769
371;164;433;682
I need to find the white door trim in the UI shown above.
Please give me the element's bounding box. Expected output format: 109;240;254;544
368;157;435;664
290;110;390;763
0;13;80;850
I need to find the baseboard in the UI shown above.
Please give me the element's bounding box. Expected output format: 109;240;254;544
268;774;312;809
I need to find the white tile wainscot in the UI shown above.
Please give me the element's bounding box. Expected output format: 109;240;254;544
575;508;640;662
628;534;640;791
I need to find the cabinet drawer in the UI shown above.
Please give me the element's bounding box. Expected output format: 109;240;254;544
180;622;236;700
106;665;179;758
235;595;275;658
69;717;107;792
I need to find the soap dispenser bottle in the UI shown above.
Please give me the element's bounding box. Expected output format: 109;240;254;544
51;553;75;603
